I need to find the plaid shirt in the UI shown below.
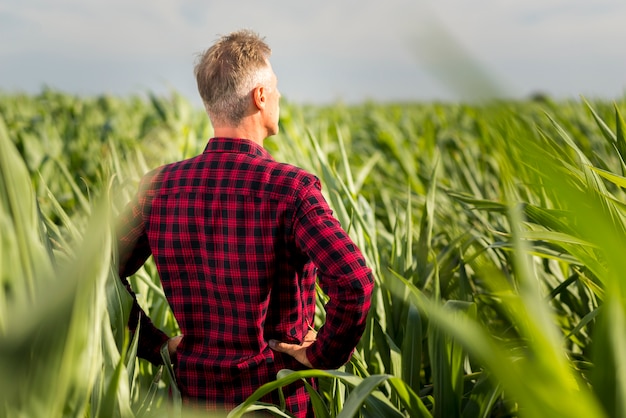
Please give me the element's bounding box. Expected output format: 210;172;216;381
117;137;374;416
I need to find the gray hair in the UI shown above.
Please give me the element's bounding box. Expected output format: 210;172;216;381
194;30;272;126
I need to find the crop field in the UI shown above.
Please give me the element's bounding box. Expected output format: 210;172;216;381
1;89;626;417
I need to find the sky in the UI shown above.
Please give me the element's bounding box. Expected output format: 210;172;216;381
1;0;625;106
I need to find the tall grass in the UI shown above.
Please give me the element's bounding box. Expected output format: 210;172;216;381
1;89;626;417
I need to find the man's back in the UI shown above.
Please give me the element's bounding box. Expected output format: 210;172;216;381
120;137;373;414
143;138;316;397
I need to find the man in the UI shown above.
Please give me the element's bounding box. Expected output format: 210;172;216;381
116;29;374;417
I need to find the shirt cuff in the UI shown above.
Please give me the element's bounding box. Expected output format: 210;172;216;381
136;314;170;365
305;341;353;370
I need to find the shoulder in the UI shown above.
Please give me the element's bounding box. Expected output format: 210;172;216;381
136;162;175;196
265;161;322;193
138;154;202;190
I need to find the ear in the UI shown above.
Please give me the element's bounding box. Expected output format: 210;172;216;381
252;85;267;110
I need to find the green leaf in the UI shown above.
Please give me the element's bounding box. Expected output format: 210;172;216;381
589;166;626;188
590;295;626;417
401;303;422;397
228;369;407;418
615;103;626;170
387;376;432;418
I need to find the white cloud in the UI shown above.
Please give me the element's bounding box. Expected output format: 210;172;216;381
425;0;626;58
1;0;196;55
1;0;625;102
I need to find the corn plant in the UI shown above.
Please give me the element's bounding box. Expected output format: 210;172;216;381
2;89;626;417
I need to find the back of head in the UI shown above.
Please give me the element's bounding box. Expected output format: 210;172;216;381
195;30;272;126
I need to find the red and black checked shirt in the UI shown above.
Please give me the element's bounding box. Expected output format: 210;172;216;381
116;137;374;416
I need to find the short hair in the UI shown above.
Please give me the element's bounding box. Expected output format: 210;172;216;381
194;29;272;126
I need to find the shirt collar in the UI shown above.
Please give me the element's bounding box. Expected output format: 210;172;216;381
204;137;273;160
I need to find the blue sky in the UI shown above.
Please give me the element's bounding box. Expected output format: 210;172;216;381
1;0;625;105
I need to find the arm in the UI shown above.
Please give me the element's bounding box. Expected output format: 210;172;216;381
273;178;374;369
116;190;171;365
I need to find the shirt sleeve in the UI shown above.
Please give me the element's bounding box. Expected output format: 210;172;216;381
292;178;374;369
116;187;170;365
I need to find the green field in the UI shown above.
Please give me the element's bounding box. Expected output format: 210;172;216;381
1;89;626;417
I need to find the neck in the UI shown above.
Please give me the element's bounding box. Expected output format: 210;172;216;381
212;125;265;147
212;110;270;147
